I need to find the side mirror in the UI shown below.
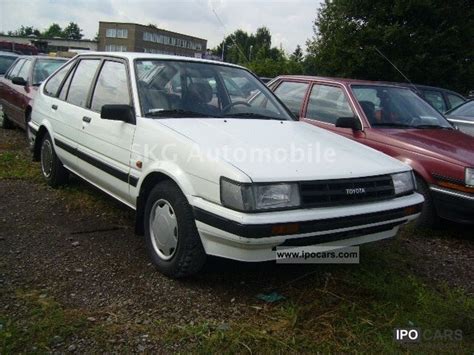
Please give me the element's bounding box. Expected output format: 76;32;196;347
12;77;27;86
335;116;362;131
101;104;136;124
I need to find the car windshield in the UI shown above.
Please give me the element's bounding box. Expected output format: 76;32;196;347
32;59;67;85
352;85;452;129
448;100;474;117
0;55;17;75
135;59;293;120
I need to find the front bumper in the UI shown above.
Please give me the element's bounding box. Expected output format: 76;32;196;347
430;185;474;224
190;193;424;262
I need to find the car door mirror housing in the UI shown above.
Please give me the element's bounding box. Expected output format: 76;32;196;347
101;104;136;124
11;77;27;86
335;116;362;131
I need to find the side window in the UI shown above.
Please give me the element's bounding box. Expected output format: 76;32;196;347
446;94;464;110
16;59;32;81
306;84;354;124
66;59;100;107
44;61;75;97
422;90;446;112
274;81;309;117
7;59;25;79
91;60;130;112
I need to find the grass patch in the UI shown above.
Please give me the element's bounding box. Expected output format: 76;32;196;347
164;245;474;353
0;291;87;353
0;150;41;180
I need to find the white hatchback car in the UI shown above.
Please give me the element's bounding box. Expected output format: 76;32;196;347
29;53;423;277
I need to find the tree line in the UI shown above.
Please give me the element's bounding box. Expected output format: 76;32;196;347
3;22;84;40
213;0;473;95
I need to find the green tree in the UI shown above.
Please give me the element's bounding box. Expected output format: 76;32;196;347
43;23;63;38
63;22;83;40
7;25;41;37
290;45;304;62
306;0;474;94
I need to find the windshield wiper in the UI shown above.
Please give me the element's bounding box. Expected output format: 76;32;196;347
414;124;453;130
145;109;220;118
223;112;282;120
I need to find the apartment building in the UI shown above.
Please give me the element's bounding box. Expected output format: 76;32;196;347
97;21;207;57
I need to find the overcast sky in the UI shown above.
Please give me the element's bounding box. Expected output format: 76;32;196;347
0;0;322;53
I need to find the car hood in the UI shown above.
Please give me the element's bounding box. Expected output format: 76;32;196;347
159;119;409;182
382;128;474;167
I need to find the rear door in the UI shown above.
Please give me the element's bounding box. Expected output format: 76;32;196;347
45;58;100;172
1;58;26;122
9;58;33;126
77;58;136;205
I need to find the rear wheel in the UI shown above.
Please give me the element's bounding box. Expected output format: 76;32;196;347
415;176;439;228
40;133;69;188
144;180;206;278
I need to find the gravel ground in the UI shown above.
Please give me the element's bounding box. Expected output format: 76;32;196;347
0;127;473;352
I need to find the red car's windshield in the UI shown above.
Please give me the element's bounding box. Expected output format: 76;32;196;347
352;85;453;129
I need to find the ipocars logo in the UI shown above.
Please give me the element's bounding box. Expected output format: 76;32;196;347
394;328;463;343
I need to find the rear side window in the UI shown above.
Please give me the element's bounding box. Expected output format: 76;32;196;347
91;60;130;112
274;81;309;117
306;84;354;124
66;59;100;107
422;90;446;112
446;94;464;110
44;61;75;97
6;59;25;79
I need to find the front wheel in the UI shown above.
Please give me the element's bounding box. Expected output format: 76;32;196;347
144;180;206;278
415;176;439;228
40;133;69;188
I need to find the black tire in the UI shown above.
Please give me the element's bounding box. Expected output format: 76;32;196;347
1;112;14;129
415;176;439;228
144;180;206;278
40;133;69;188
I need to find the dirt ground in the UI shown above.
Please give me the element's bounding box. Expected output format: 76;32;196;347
0;127;473;352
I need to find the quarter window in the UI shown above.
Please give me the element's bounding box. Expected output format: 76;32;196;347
44;61;75;97
66;59;100;107
16;59;32;81
91;61;130;112
7;59;25;79
306;84;354;124
274;81;309;117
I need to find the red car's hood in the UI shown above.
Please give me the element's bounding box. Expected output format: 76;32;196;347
384;128;474;167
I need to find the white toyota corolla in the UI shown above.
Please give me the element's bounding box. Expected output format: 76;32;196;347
29;53;423;277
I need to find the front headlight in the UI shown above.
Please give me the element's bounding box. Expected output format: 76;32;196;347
392;171;415;195
220;178;300;212
466;168;474;187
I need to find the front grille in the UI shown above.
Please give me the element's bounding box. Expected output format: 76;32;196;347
300;175;395;207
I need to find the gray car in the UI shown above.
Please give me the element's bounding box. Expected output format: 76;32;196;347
446;99;474;137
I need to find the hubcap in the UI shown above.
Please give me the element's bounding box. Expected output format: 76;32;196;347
149;199;178;260
41;139;53;178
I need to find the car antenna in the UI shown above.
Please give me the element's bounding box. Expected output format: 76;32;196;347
210;5;250;63
362;46;418;92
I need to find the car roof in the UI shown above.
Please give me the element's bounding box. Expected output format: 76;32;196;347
0;51;19;57
275;75;410;88
76;51;245;69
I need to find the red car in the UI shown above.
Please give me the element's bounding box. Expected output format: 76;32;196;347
269;76;474;226
0;56;66;130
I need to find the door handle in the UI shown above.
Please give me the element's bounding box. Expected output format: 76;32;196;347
51;104;58;110
82;116;92;123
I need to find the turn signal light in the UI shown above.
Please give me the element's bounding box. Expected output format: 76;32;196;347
271;223;299;235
